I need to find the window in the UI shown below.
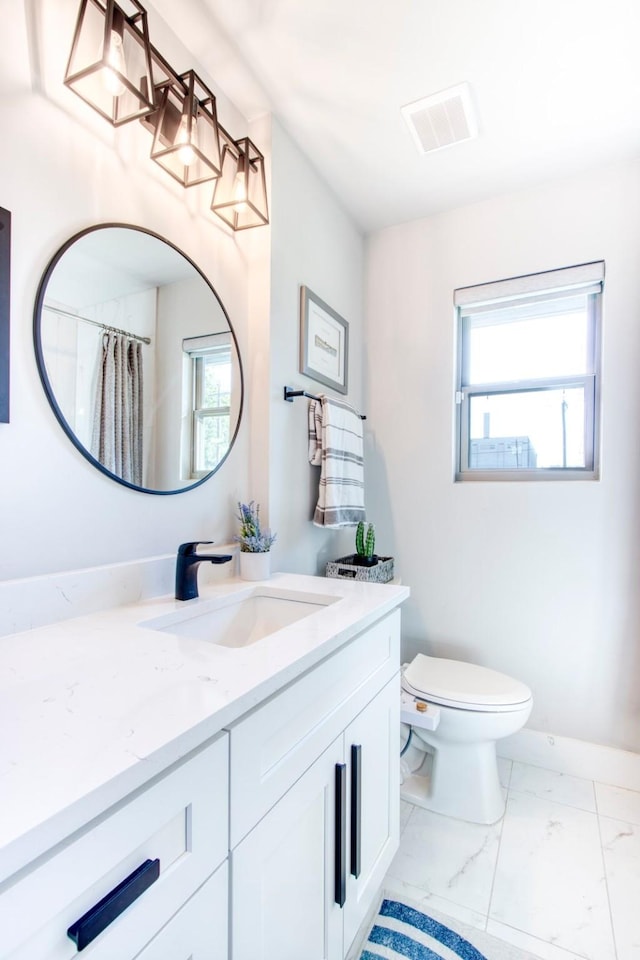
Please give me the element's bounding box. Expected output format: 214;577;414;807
183;334;232;478
455;262;603;480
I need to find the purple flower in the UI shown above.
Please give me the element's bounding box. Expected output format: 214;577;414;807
235;501;277;553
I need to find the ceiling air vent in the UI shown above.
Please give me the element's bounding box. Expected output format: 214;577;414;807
401;82;478;155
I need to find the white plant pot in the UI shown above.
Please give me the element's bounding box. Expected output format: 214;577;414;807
239;552;271;581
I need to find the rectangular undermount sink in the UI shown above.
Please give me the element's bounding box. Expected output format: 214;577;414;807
140;587;339;649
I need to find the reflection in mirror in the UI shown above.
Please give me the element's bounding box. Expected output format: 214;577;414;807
34;225;242;494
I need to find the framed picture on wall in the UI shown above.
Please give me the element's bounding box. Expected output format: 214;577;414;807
299;285;348;394
0;207;10;423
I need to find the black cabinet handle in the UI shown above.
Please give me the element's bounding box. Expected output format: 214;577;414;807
67;858;160;951
334;762;347;907
350;744;362;879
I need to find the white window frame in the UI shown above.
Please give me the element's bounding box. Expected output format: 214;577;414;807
183;333;232;480
454;262;604;482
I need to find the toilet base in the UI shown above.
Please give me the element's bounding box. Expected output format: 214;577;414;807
400;740;505;825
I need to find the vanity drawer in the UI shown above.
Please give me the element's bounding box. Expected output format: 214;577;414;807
135;863;228;960
1;733;228;960
229;609;400;846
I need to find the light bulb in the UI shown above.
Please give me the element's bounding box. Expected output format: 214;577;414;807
102;30;126;97
176;112;197;167
232;163;248;213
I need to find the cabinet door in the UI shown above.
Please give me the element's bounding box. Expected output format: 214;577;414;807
231;738;345;960
344;675;400;952
229;609;400;848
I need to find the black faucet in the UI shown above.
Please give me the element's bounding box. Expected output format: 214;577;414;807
175;541;234;601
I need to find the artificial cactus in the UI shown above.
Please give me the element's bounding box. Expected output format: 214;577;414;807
365;522;375;559
355;521;365;556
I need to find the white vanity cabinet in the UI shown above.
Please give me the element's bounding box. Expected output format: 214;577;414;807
0;594;404;960
229;610;400;960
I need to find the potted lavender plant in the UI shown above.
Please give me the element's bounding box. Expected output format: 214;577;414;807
235;501;277;580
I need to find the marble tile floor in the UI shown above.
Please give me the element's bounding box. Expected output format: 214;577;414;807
385;759;640;960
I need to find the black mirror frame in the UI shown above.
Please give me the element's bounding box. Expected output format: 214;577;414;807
0;207;10;424
33;222;244;495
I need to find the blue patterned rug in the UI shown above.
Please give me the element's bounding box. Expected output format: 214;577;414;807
360;898;488;959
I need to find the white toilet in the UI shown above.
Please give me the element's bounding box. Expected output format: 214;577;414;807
400;654;532;824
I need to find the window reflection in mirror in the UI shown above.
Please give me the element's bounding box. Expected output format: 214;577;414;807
182;334;234;479
34;225;242;494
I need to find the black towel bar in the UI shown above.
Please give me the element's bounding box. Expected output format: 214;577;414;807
283;386;366;420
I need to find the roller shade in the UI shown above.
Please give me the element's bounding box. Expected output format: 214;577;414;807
454;261;605;309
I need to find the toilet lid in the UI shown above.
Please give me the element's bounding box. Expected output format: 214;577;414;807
402;654;532;710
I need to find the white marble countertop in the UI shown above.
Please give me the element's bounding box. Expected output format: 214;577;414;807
0;572;408;884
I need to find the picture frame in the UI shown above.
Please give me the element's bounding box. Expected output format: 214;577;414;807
299;285;348;394
0;207;10;423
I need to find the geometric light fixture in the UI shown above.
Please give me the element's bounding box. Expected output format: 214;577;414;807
64;0;155;126
211;137;269;230
65;0;269;229
149;70;222;187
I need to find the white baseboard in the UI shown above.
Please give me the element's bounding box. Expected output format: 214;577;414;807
498;727;640;792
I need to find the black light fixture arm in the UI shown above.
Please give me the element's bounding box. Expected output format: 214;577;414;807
139;36;234;141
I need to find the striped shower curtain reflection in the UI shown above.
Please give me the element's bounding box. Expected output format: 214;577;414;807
91;332;143;486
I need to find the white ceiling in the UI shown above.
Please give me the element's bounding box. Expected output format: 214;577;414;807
46;229;200;306
156;0;640;233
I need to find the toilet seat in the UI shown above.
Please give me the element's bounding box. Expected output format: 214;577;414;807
402;654;532;713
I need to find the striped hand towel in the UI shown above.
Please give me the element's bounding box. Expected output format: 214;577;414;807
308;396;366;527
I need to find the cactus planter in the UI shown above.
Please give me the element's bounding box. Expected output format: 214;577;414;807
325;554;395;583
327;520;393;582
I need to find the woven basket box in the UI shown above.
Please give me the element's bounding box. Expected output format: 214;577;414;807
325;555;394;584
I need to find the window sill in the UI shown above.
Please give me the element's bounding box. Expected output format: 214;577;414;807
455;468;599;482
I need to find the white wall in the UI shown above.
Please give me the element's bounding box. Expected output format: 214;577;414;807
366;159;640;753
267;120;366;574
0;0;257;580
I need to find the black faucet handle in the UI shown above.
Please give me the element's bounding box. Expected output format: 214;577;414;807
177;541;214;557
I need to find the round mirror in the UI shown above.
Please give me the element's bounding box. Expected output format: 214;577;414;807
34;224;243;494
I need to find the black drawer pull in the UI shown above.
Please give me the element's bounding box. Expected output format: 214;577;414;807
334;762;347;907
67;858;160;951
350;744;362;878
